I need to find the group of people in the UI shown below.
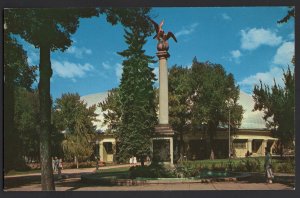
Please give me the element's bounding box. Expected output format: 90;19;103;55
52;157;63;179
129;156;137;166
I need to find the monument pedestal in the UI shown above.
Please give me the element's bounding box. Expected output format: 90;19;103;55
152;124;174;165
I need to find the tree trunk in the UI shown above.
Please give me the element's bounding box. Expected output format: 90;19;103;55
179;131;184;161
140;156;145;167
39;44;55;191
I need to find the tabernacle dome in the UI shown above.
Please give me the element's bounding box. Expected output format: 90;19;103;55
81;91;268;131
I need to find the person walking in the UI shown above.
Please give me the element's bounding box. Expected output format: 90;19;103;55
264;147;274;184
133;156;137;166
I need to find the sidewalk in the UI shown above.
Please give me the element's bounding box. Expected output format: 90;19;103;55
4;164;295;191
5;178;294;191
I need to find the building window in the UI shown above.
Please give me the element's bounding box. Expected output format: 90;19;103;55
233;140;247;149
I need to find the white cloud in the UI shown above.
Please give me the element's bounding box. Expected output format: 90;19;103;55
240;28;282;50
66;46;92;58
230;50;242;64
102;61;111;70
222;13;231;20
238;67;287;94
238;41;295;93
231;50;242;58
27;52;39;65
273;41;294;66
288;32;294;40
175;23;199;38
52;60;94;80
115;63;123;80
153;67;159;80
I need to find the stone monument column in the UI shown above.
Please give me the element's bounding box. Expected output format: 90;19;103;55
149;18;177;165
157;51;170;124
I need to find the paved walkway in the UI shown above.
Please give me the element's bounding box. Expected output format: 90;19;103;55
4;164;295;191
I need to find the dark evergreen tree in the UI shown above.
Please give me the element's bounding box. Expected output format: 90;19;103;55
117;26;157;166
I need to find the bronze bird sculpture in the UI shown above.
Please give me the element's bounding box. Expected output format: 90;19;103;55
148;17;177;51
148;18;177;42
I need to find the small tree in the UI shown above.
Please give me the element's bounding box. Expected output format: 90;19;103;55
253;67;295;154
53;93;98;168
98;88;121;134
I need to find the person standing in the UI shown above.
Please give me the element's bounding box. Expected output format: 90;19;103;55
53;156;58;173
57;158;63;179
264;147;274;183
129;156;133;166
133;156;137;166
52;157;55;172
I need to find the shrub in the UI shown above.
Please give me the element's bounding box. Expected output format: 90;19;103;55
175;162;200;178
276;159;295;173
234;158;262;172
129;163;175;179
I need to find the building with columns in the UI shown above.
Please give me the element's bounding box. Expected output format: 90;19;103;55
81;90;277;163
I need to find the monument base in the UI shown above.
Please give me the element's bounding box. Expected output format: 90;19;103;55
152;124;175;166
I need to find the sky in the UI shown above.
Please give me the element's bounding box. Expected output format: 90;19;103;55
19;7;295;100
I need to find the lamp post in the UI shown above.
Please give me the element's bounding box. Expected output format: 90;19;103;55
226;87;232;158
228;109;231;158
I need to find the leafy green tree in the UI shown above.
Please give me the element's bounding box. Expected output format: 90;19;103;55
277;6;295;24
14;88;40;163
4;28;37;172
189;58;243;159
253;67;295;154
169;66;192;160
98;88;121;134
53;93;98;168
4;8;154;190
5;8;101;189
117;18;157;165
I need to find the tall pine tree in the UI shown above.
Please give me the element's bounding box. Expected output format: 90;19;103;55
117;27;157;166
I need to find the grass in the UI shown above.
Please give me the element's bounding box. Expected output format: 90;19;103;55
91;167;131;179
6;169;41;176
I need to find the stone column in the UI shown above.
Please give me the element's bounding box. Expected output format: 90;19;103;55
99;142;104;162
247;139;253;153
261;140;267;156
157;51;170;124
112;141;116;162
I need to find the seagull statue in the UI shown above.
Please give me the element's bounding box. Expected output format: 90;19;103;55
148;17;177;51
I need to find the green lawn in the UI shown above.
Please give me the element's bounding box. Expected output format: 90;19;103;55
6;169;41;176
92;167;131;179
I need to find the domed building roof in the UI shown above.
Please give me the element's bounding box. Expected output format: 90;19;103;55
81;92;109;131
81;91;269;131
237;91;268;130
